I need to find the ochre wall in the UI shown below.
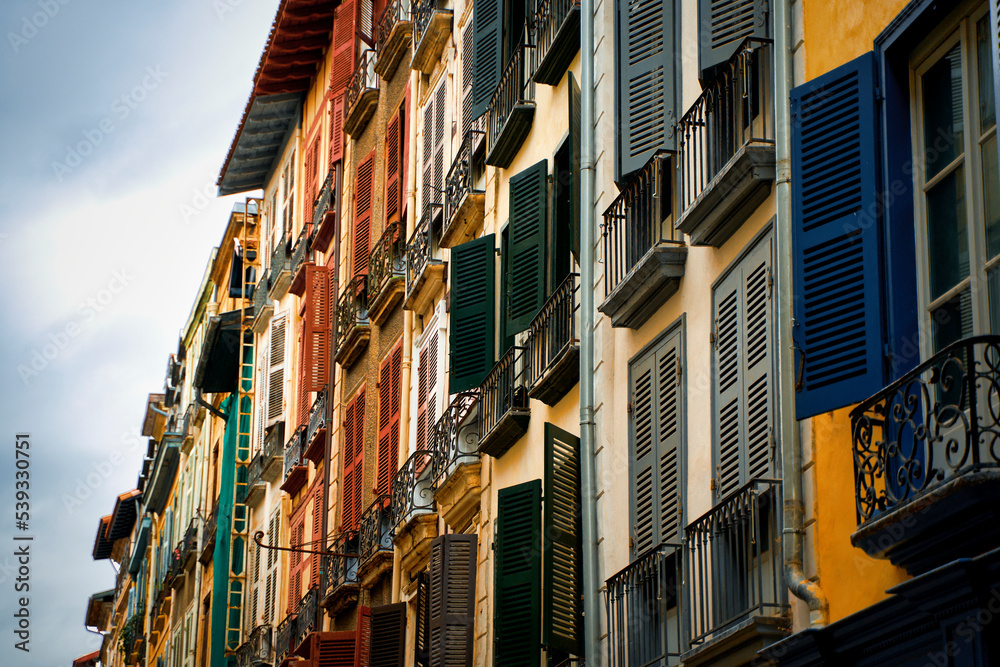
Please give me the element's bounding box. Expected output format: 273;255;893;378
801;0;910;81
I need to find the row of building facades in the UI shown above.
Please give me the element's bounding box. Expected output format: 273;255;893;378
80;0;1000;664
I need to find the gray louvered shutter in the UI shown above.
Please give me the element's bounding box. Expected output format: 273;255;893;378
698;0;768;78
616;0;677;180
742;240;772;482
449;234;497;392
655;333;682;544
714;266;743;500
472;0;503;121
428;534;477;666
629;350;656;556
543;423;582;655
494;480;542;667
369;603;406;667
506;161;548;334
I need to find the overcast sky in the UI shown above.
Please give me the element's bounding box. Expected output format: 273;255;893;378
0;1;277;663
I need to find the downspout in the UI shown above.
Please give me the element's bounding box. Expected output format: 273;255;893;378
579;0;600;663
773;0;827;627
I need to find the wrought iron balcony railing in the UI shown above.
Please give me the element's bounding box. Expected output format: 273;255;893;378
295;586;320;647
525;273;579;403
852;335;1000;525
269;236;290;294
676;37;774;215
247;453;266;502
378;0;409;49
431;391;481;485
602;152;680;296
443;130;485;240
412;0;437;50
312;167;338;253
405;205;441;299
305;389;328;462
359;494;394;565
274;613;297;664
479;345;530;457
390;451;437;532
179;518;198;566
313;169;333;226
486;38;536;167
323;531;359;600
252;272;271;329
199;500;219;564
248;624;273;666
283;426;306;482
264;421;285;464
367;221;406;305
289;226;312;296
346;48;378;126
605;544;683;667
335;275;369;359
685;479;785;646
531;0;580;85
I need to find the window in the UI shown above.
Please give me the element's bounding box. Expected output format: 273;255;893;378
912;6;1000;354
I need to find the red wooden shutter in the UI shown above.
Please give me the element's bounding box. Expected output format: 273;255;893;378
316;631;357;667
287;516;306;614
376;343;402;496
351;387;365;526
354;150;375;278
330;93;345;166
331;0;356;93
310;486;323;587
384;111;402;228
305;136;319;226
342;396;357;530
354;606;372;667
305;265;330;393
342;387;366;530
298;323;310;429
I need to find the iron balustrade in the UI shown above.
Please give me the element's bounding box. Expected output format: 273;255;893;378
323;531;360;598
247;454;265;492
676;37;774;214
412;0;440;50
368;221;407;304
335;276;369;355
179;518;198;565
525;273;579;389
248;625;273;665
431;391;481;485
234;639;255;667
532;0;579;72
359;494;394;565
377;0;409;50
444;130;485;233
283;426;306;481
602;152;680;296
390;451;437;532
264;421;285;463
685;479;785;646
275;613;297;663
405;205;440;296
346;48;378;113
270;236;290;288
852;335;1000;525
290;226;311;278
307;389;328;447
253;273;270;318
487;40;536;159
314;169;333;226
203;502;219;549
605;544;683;667
295;586;320;646
480;346;529;444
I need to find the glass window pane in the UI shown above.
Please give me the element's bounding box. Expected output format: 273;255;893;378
926;166;969;300
990;264;1000;332
922;43;965;180
931;287;973;352
978;16;996;133
984;134;1000;260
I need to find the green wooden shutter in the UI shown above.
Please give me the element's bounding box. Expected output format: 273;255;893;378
449;234;497;392
472;0;503;121
506;161;548;334
568;73;582;262
429;534;477;666
369;603;406;667
791;53;886;419
495;480;542;667
616;0;677;180
543;424;582;656
697;0;768;78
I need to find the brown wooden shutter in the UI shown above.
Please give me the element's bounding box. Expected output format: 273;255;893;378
287;514;306;614
305;136;319;226
376;342;402;496
428;534;477;666
310;485;323;587
316;631;357;667
303;265;331;393
298;323;310;429
331;0;356;92
369;603;406;667
384;110;402;228
330;93;346;165
342;386;367;530
354;605;372;667
354;150;375;278
414;570;430;667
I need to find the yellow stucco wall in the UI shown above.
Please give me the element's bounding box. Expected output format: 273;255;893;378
801;0;911;81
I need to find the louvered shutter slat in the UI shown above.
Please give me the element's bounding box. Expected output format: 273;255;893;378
354;606;372;667
471;0;503;121
714;270;742;499
376;344;401;496
428;535;477;666
507;161;549;334
656;336;682;543
449;235;496;392
568;73;582;260
461;22;475;134
415;571;430;667
343;398;357;530
791;52;885;419
269;317;287;422
385;111;402;226
495;481;542;667
355;150;375;277
698;0;768;78
434;80;447;206
368;603;406;667
311;488;323;587
629;352;656;555
743;245;772;481
543;424;582;655
331;93;346;165
331;0;357;92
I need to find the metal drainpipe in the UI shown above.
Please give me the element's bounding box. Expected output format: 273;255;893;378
774;0;828;628
579;0;601;660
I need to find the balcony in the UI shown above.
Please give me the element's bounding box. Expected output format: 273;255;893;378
375;0;412;78
199;501;218;565
269;236;292;300
280;426;308;495
171;519;198;588
293;586;321;652
245;453;268;507
526;273;579;405
404;205;445;313
606;544;683;667
321;531;359;613
390;451;439;574
850;335;1000;576
599;151;687;329
682;479;788;665
121;611;144;664
334;276;370;367
261;421;285;483
478;346;530;458
531;0;579;85
235;625;273;667
252;273;272;335
410;0;451;74
345;49;379;137
358;494;394;584
289;227;313;297
441;129;486;249
312;167;338;254
367;221;407;325
675;38;775;247
431;391;482;530
303;390;328;465
486;41;536;168
274;613;297;664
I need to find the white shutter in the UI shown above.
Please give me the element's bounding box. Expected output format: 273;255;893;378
254;335;269;456
267;316;287;424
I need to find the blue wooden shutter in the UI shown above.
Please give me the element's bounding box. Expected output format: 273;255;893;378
494;480;541;667
449;234;496;392
791;52;885;419
507;161;548;334
472;0;503;121
697;0;768;78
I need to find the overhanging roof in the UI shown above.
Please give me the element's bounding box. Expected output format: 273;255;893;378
217;0;338;195
73;651;100;667
107;489;141;541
